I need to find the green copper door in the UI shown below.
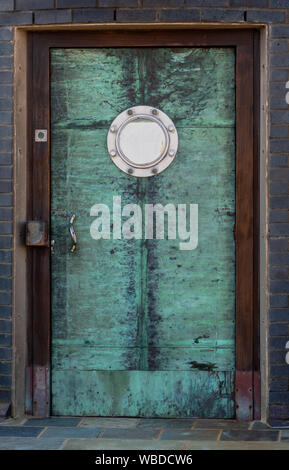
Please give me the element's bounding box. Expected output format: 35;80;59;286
50;47;236;417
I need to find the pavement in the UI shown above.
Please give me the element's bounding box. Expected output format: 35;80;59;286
0;417;289;450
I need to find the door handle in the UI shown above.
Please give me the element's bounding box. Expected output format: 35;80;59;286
69;214;77;253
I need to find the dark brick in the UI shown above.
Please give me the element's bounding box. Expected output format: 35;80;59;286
0;154;11;165
0;332;11;347
0;361;10;374
270;40;289;53
271;197;289;209
159;8;201;21
271;111;289;124
270;294;288;307
270;154;289;167
0;195;12;207
0;306;11;318
187;0;227;4
0;223;12;235
269;404;289;419
271;169;289;182
247;10;286;23
203;9;244;22
0;207;12;221
0;320;10;333
271;0;289;7
0;388;10;401
230;0;269;5
73;8;114;22
270;308;289;321
270;182;289;194
271;138;289;153
270;82;286;97
35;10;72;25
271;55;289;67
271;26;289;39
0;42;12;56
270;322;289;336
270;224;289;236
271;252;289;267
0;71;12;83
270;126;288;138
0;237;11;249
0;426;43;437
0;57;13;70
0;112;12;125
0;12;33;25
98;0;138;5
271;280;289;292
0;98;12;111
0;251;11;264
270;69;289;81
0;374;11;387
0;264;11;277
0;1;13;11
270;96;288;110
16;0;54;8
0;292;11;305
0;141;12;152
271;419;289;427
270;392;289;404
271;349;287;364
0;180;12;192
270;266;289;279
0;167;12;179
269;238;289;251
271;365;289;376
270;210;288;222
0;278;11;290
0;86;11;99
116;9;157;22
0;128;11;140
141;0;182;4
0;29;11;41
270;196;289;209
57;0;96;7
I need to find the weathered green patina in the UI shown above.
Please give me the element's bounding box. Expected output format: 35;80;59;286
50;47;236;417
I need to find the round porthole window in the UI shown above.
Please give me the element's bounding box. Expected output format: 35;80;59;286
107;106;178;177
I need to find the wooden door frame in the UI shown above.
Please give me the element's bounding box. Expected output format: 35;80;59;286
27;29;260;419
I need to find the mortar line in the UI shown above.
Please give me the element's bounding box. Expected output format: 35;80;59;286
156;428;164;440
37;426;48;439
60;438;69;450
217;429;223;441
77;418;84;427
248;422;254;430
278;430;282;442
183;440;189;450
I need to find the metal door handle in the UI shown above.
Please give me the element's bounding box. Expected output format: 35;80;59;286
69;214;77;252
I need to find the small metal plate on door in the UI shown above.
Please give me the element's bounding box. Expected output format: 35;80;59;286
35;129;48;142
107;106;178;177
26;220;48;246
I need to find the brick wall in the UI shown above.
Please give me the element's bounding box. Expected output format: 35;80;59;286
0;0;288;425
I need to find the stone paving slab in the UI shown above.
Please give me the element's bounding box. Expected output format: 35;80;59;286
63;438;187;450
24;417;82;427
0;437;65;450
186;441;289;450
40;427;102;438
281;430;289;441
80;417;139;428
220;430;280;441
194;419;249;430
0;426;43;437
136;419;195;429
101;427;161;440
160;429;220;441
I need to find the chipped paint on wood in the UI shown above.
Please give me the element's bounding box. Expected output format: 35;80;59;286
50;47;236;417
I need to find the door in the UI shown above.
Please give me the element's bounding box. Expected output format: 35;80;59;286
28;30;257;419
50;46;235;418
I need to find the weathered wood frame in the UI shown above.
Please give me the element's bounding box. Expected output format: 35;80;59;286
27;29;260;419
